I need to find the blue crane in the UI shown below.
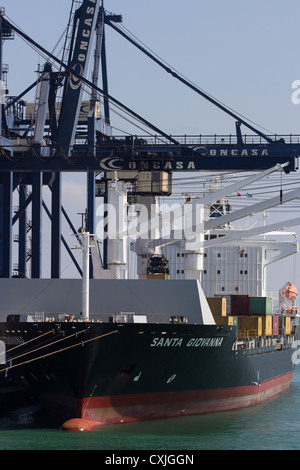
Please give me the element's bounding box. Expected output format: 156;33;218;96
0;2;299;279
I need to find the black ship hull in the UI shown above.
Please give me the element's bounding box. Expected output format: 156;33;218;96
0;380;35;413
0;320;297;429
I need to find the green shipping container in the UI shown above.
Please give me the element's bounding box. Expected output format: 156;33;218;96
249;297;272;316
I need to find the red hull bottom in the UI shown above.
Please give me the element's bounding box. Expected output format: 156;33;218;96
62;372;294;431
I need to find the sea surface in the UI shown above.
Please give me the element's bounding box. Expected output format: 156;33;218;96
1;367;300;452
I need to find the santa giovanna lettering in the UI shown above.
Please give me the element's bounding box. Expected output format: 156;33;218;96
150;337;224;348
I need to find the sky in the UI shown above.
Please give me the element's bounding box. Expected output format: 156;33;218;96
1;0;300;297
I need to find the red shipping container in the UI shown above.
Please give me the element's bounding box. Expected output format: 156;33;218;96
231;295;249;315
272;316;279;335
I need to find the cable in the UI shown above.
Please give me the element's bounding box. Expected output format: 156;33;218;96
1;329;118;374
117;21;275;136
106;18;276;142
3;15;177;144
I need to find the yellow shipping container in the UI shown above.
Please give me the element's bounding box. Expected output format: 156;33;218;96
285;316;291;335
262;315;272;336
237;316;262;337
207;297;227;317
147;274;170;279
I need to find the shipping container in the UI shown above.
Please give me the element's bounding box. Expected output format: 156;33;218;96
216;295;232;316
228;316;238;326
262;315;272;336
212;314;232;326
249;297;273;316
147;274;170;279
231;295;249;315
207;297;227;317
237;316;262;337
285;316;291;335
272;316;279;335
136;171;172;196
284;317;292;335
212;314;226;325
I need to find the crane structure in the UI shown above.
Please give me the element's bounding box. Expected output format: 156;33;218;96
0;1;299;280
133;163;300;281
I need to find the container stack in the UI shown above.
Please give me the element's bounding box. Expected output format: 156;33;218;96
207;295;288;337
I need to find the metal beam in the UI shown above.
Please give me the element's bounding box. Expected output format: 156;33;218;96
50;173;61;278
42;199;82;277
12;192;32;225
1;172;12;277
56;0;102;151
0;155;297;172
203;218;300;248
18;185;27;277
204;187;300;231
31;172;42;278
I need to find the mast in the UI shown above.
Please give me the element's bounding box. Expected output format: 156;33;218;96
81;231;90;321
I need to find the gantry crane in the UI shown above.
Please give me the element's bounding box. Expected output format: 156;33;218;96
0;1;299;279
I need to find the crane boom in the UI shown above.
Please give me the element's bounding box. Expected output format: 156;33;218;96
122;162;290;241
55;0;102;151
203;218;300;248
204;187;300;231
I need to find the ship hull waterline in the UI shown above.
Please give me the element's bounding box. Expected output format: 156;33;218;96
0;321;297;430
59;372;294;431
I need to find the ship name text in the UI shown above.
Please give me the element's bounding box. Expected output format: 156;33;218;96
150;337;224;348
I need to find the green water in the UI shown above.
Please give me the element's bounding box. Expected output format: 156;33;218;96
1;367;300;451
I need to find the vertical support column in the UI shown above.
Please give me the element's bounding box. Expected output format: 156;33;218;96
87;104;96;241
103;180;108;269
81;231;90;321
87;172;95;234
31;172;42;278
184;202;205;282
51;172;61;278
18;184;27;277
0;185;3;276
1;172;12;277
87;104;96;279
86;9;104;276
0;18;6;277
0;14;3;136
106;181;128;279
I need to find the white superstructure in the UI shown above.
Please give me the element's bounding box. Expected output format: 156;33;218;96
163;229;297;298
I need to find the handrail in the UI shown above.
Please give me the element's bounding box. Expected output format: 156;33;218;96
94;133;300;146
2;134;300;154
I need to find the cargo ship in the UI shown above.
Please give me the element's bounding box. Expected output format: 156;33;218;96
0;169;299;430
0;226;298;430
0;311;298;430
0;1;299;431
0;167;299;429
